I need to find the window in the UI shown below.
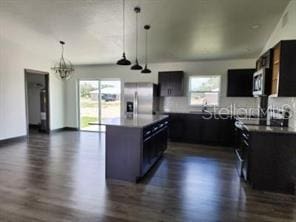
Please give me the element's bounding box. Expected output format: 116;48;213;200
189;76;221;106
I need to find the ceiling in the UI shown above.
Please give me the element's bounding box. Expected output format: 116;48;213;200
0;0;291;65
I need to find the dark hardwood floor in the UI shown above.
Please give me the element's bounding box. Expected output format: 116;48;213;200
0;131;295;222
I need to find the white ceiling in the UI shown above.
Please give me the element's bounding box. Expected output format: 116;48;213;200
0;0;291;65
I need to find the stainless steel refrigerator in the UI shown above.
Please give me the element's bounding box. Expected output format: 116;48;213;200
124;82;158;115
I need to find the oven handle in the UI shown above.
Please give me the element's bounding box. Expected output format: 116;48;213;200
235;149;244;162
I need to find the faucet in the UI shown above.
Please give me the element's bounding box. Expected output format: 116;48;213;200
202;100;208;113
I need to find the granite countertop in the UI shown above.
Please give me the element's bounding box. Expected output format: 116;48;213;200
245;125;296;134
90;114;169;128
161;111;257;118
236;118;296;134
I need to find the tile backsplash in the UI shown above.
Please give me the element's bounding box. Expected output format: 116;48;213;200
160;96;260;115
268;97;296;128
161;96;296;129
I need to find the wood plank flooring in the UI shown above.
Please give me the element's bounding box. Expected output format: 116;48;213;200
0;131;295;222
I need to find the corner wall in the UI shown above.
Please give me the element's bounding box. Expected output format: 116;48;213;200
261;1;296;128
0;36;65;140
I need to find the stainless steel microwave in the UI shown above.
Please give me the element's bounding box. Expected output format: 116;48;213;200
253;69;271;96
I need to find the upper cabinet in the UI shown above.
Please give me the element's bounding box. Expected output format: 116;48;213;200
158;71;184;97
271;40;296;97
227;69;255;97
256;49;273;70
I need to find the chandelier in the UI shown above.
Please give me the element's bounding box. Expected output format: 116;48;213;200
52;41;74;80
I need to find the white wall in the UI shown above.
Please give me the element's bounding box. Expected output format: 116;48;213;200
65;58;257;128
261;1;296;128
262;0;296;53
0;36;65;140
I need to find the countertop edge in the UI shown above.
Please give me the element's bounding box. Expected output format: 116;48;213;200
100;115;169;128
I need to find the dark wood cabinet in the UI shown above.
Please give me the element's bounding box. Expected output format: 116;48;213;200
159;71;184;96
256;49;273;70
188;115;204;143
143;135;153;174
271;40;296;97
203;119;221;144
169;114;185;140
227;69;255;97
219;118;236;146
248;132;296;195
168;113;234;146
142;119;169;176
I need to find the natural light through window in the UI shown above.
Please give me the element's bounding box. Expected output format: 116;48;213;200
189;76;221;106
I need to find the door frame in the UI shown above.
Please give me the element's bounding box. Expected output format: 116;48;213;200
78;79;101;132
24;69;50;134
78;78;122;132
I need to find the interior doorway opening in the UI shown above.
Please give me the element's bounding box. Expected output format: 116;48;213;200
25;69;50;134
79;80;121;132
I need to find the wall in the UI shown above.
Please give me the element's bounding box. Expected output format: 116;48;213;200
262;1;296;53
0;36;65;140
261;1;296;128
65;58;258;128
27;74;45;125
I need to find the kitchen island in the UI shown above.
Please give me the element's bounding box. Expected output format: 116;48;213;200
101;114;169;183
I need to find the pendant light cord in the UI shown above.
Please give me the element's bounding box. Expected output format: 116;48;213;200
145;28;148;65
136;11;139;59
122;0;126;53
60;43;64;67
61;43;64;59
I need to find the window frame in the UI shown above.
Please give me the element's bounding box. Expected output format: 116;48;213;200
188;75;221;107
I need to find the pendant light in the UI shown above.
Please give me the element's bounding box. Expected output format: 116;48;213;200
131;7;143;70
51;41;74;80
141;25;151;74
117;0;131;65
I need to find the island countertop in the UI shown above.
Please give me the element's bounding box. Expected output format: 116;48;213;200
91;114;169;128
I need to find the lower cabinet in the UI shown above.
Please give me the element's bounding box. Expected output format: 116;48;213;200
142;120;168;176
168;113;235;146
169;114;185;141
203;119;221;144
143;136;153;174
248;132;296;195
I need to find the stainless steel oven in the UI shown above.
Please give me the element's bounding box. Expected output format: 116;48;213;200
234;120;250;181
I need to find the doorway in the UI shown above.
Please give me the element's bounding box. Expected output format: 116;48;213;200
79;80;121;132
25;69;50;134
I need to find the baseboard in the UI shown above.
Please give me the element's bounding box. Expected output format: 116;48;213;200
29;124;40;129
0;135;27;147
50;127;79;133
64;127;79;131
